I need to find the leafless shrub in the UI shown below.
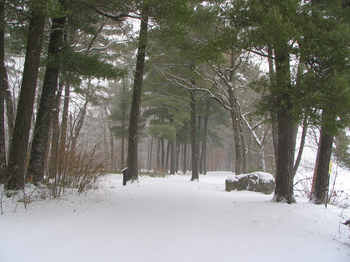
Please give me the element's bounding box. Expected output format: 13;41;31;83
46;143;104;198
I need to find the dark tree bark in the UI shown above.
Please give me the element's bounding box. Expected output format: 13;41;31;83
228;87;245;175
202;102;209;175
27;16;66;185
161;137;165;170
293;116;308;176
165;140;170;172
176;140;180;174
182;143;187;174
170;139;176;175
125;12;148;184
6;10;45;190
310;114;334;204
273;47;297;204
48;81;63;179
190;89;199;181
274;106;296;203
0;1;7;182
57;82;70;177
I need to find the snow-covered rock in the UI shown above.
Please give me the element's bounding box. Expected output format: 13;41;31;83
225;172;275;194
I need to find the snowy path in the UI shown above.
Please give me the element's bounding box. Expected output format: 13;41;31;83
1;172;349;262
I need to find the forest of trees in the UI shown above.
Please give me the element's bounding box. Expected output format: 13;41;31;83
1;0;350;204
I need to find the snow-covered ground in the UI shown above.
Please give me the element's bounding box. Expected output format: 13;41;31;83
1;172;350;262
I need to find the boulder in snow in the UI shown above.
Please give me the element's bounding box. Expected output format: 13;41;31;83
225;172;275;195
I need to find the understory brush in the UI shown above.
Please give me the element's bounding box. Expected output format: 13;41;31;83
0;146;104;214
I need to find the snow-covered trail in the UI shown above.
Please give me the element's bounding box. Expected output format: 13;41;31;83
1;172;349;262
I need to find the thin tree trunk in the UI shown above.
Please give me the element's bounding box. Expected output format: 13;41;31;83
121;136;125;170
70;100;88;155
202;103;209;175
228;88;244;175
170;139;176;175
0;1;6;182
156;138;160;171
198;116;203;174
27;15;66;185
190;89;198;181
176;140;180;174
148;135;153;171
268;44;278;173
48;81;63;179
57;82;69;176
6;10;45;190
125;11;148;183
183;143;187;174
110;132;115;172
165;140;170;172
5;70;14;148
161;137;165;170
293;116;308;176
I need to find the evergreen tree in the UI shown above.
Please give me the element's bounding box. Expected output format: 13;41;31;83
6;1;46;190
26;1;67;185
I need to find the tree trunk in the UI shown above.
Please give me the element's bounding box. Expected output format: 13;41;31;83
125;12;148;184
147;135;153;171
176;140;180;174
183;143;187;174
310;115;334;204
161;137;165;170
5;70;14;148
198;116;203;174
190;89;199;181
202;102;209;175
293;116;308;176
70;100;88;155
0;1;6;182
274;106;296;203
228;88;244;175
170;139;176;175
268;44;278;173
57;82;69;177
6;10;45;190
165;140;170;172
27;15;66;185
121;135;125;170
272;46;296;204
48;81;63;179
156;138;160;171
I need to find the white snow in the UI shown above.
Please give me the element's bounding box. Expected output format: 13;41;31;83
227;172;275;182
1;172;350;262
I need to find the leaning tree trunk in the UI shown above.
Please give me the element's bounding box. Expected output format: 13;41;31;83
26;15;66;185
310;114;334;204
190;89;199;181
6;10;45;190
125;12;148;184
0;1;7;182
